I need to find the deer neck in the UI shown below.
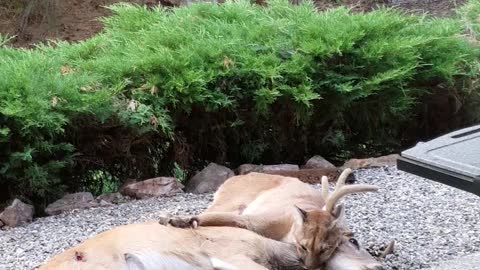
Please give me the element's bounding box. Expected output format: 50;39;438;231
263;239;303;270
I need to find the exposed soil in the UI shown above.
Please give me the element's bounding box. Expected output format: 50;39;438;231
0;0;158;47
0;0;467;47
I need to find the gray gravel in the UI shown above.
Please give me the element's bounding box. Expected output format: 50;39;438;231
0;193;213;270
1;166;479;269
338;166;480;270
427;251;480;270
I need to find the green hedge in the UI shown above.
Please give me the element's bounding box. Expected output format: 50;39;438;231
1;0;479;207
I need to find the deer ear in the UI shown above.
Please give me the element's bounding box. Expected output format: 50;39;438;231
294;205;308;222
331;204;346;224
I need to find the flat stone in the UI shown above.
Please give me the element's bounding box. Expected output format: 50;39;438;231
342;154;399;170
120;177;184;199
45;192;97;216
262;164;299;172
262;168;351;184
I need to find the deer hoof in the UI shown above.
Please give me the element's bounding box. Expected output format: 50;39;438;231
167;216;199;229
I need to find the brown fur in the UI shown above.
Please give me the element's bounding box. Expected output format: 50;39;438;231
163;171;383;269
39;222;303;270
164;172;345;269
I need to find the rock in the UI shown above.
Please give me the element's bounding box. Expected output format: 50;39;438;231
262;164;299;172
45;192;97;216
237;164;300;175
98;200;113;207
262;168;355;184
96;192;126;204
303;155;336;169
186;163;235;194
342;154;399;170
0;199;34;227
236;164;263;175
120;177;184;199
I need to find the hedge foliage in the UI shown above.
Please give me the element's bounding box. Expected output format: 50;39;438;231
1;0;479;207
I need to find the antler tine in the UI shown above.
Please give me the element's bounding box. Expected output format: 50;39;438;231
323;168;378;213
321;176;329;201
322;168;351;201
334;168;352;191
325;184;378;212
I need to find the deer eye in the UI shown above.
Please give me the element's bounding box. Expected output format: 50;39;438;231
349;238;360;249
300;244;307;251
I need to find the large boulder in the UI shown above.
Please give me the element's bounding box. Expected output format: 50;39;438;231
186;163;235;194
303;155;336;170
0;199;34;227
120;177;184;199
342;154;399;170
45;192;97;216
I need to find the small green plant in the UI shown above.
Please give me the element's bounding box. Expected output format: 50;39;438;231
172;162;187;184
85;170;119;196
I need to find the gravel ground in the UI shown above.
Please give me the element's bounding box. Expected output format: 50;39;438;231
0;166;479;270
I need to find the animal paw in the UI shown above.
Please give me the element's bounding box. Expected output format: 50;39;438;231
159;216;199;229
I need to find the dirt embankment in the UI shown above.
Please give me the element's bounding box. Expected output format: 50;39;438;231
0;0;157;47
0;0;465;48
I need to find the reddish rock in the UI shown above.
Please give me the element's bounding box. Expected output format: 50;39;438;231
342;154;399;170
120;177;184;199
262;164;299;172
0;199;34;227
262;168;355;184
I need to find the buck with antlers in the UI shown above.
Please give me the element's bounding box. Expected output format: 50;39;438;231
162;168;392;270
40;168;392;270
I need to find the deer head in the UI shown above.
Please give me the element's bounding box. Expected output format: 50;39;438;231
290;168;381;270
322;168;388;270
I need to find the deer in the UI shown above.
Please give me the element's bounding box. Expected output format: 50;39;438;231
39;221;309;270
161;168;393;270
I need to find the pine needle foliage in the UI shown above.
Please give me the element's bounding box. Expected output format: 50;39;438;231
1;0;479;206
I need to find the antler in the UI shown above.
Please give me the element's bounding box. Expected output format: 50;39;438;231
379;240;395;259
322;168;378;213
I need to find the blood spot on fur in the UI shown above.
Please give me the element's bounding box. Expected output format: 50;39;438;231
75;251;86;262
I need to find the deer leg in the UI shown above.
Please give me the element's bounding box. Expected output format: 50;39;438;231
160;212;292;241
159;213;250;229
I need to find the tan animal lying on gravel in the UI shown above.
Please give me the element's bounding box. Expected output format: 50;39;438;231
40;168;391;270
162;168;389;270
39;222;305;270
